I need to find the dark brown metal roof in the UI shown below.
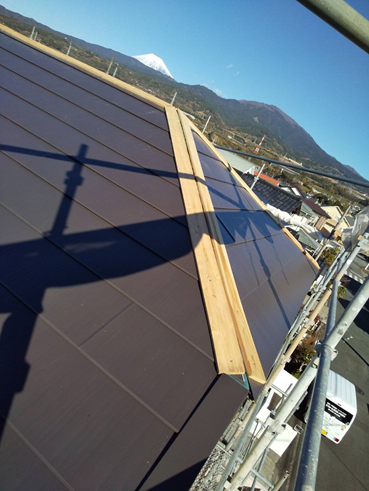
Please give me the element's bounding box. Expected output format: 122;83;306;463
193;134;318;374
301;197;330;218
0;31;247;491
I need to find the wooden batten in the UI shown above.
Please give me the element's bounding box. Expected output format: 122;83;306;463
178;111;266;383
0;24;170;110
165;106;245;375
190;123;320;271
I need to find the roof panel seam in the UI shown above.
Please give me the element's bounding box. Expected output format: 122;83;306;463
239;251;313;302
0;110;191;229
190;125;319;271
203;174;245;188
0;83;180;189
205;175;248;189
0;61;174;158
0;278;180;433
0;147;197;279
0;419;75;491
0;45;169;132
0;201;215;364
0;30;168;112
224;231;286;248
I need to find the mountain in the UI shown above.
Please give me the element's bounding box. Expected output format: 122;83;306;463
0;5;367;186
183;85;368;183
133;54;173;78
0;5;176;84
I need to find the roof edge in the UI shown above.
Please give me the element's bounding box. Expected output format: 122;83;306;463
0;24;170;110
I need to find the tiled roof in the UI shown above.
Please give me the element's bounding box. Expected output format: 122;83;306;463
242;174;302;214
255;172;280;186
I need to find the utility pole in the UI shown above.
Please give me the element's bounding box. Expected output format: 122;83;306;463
113;65;118;77
30;26;35;40
170;91;178;105
66;42;72;56
106;57;114;75
202;115;211;133
250;164;265;190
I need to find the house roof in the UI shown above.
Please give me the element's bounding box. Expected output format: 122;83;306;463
301;197;330;218
242;174;302;214
0;25;318;491
301;200;319;218
255;172;280;186
217;148;256;174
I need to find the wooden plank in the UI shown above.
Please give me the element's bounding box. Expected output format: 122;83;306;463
189;122;320;271
179;112;266;383
0;25;170;110
165;106;245;375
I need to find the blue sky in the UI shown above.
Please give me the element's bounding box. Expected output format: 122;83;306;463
2;0;369;180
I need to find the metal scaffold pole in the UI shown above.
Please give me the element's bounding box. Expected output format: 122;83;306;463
295;272;369;490
226;231;369;490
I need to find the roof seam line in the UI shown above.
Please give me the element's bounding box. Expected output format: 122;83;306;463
0;279;180;433
0;45;170;132
224;231;285;248
0;84;181;190
0;146;197;280
0;61;175;159
240;252;308;300
0;30;168;111
204;175;246;188
0;201;214;364
0;416;75;491
0;110;191;229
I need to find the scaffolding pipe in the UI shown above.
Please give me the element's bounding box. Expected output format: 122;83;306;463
271;246;345;374
231;270;369;490
297;0;369;54
215;393;267;491
274;470;290;491
295;273;369;490
170;92;177;105
213;145;369;188
202;115;211;133
250;164;265;190
305;238;364;326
